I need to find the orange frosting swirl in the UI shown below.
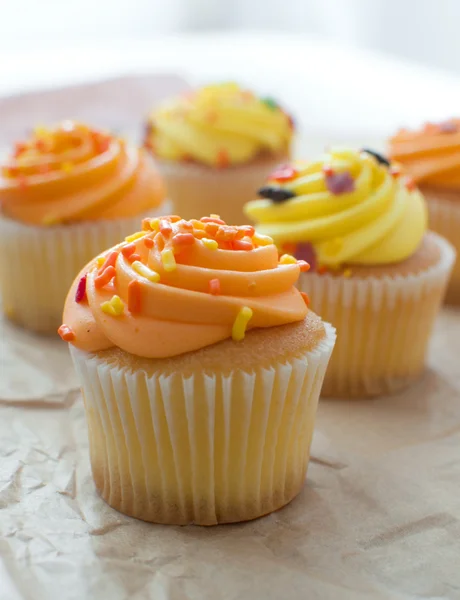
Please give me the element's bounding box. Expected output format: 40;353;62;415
0;121;165;225
389;119;460;189
61;215;309;358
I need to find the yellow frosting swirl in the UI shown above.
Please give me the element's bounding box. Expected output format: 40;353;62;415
145;83;293;167
244;149;427;268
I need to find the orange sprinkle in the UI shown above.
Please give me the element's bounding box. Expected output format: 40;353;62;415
233;239;253;251
217;149;229;168
98;250;119;275
35;139;48;153
300;292;310;307
201;216;226;225
155;233;165;251
166;215;181;223
142;217;153;231
297;260;310;272
318;265;328;275
128;280;142;313
181;221;194;231
323;165;334;177
216;225;239;242
58;324;75;342
128;253;141;263
219;241;233;250
94;265;116;288
209;278;221;295
193;229;207;239
204;222;220;237
144;237;154;249
172;232;195;247
121;242;136;258
241;225;255;238
14;142;27;158
159;218;173;236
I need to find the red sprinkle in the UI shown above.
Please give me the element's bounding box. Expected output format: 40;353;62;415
94;265;116;288
172;232;195;247
318;265;328;275
217;149;229;168
121;242;136;258
128;280;142;313
201;216;226;225
297;260;310;272
209;278;221;295
98;250;119;275
233;239;253;251
144;237;154;249
389;165;401;178
128;253;141;263
300;292;310;306
159;218;173;236
58;324;75;342
75;274;87;303
269;164;298;182
323;165;334;177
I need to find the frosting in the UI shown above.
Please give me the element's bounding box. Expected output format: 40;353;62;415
0;121;164;225
145;82;293;167
389;119;460;189
60;215;309;358
244;148;427;268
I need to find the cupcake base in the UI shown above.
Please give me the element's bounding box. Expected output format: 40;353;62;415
155;152;288;226
422;186;460;305
0;207;168;335
298;232;455;398
70;313;336;525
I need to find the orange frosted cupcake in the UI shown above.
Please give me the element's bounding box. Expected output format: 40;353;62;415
389;120;460;304
60;214;335;525
245;149;455;398
0;121;166;333
144;83;294;225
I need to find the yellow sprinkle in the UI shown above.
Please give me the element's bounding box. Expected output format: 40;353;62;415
125;231;145;243
149;218;160;231
232;306;253;342
101;295;125;317
33;124;50;138
253;233;273;247
161;248;176;272
324;238;343;256
343;268;352;278
132;261;160;283
96;256;105;268
60;161;73;173
210;213;221;219
279;254;297;265
202;238;218;250
191;219;205;230
42;214;59;226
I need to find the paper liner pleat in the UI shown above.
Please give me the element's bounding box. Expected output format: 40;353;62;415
426;193;460;304
0;205;168;334
69;323;336;526
298;233;455;398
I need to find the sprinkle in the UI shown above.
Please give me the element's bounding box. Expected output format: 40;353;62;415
142;218;153;231
318;265;328;275
172;232;195;247
323;165;334;177
94;265;116;288
389;165;401;178
261;97;279;111
132;261;160;282
232;306;253;342
217;149;229;168
98;250;119;275
202;238;219;250
269;164;298;182
204;222;219;237
325;171;355;195
14;142;27;157
33;125;49;138
94;134;111;153
58;324;75;341
210;214;221;219
61;162;73;173
161;248;177;272
144;237;154;249
233;239;253;251
343;268;352;278
300;292;310;306
121;242;136;258
159;218;173;236
216;225;239;242
191;219;205;230
361;148;390;167
405;177;416;191
128;253;141;263
258;185;295;203
279;254;297;265
96;256;105;268
101;295;125;317
253;233;273;246
128;280;142;313
208;278;221;295
201;215;226;225
297;260;310;272
166;215;181;222
155;234;165;251
240;225;255;237
180;221;194;231
125;231;145;243
75;274;87;303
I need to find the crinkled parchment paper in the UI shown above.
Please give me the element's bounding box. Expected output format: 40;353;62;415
1;78;460;599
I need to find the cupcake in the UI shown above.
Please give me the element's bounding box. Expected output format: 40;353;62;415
0;121;166;334
245;148;455;398
59;214;335;525
144;82;294;225
389;120;460;304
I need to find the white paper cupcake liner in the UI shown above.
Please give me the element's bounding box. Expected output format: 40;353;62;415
298;233;455;398
69;322;336;526
425;192;460;304
0;204;169;334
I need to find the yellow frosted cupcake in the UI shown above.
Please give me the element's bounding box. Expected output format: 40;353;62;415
59;214;335;525
0;121;166;334
144;82;294;225
389;120;460;304
245;148;455;398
